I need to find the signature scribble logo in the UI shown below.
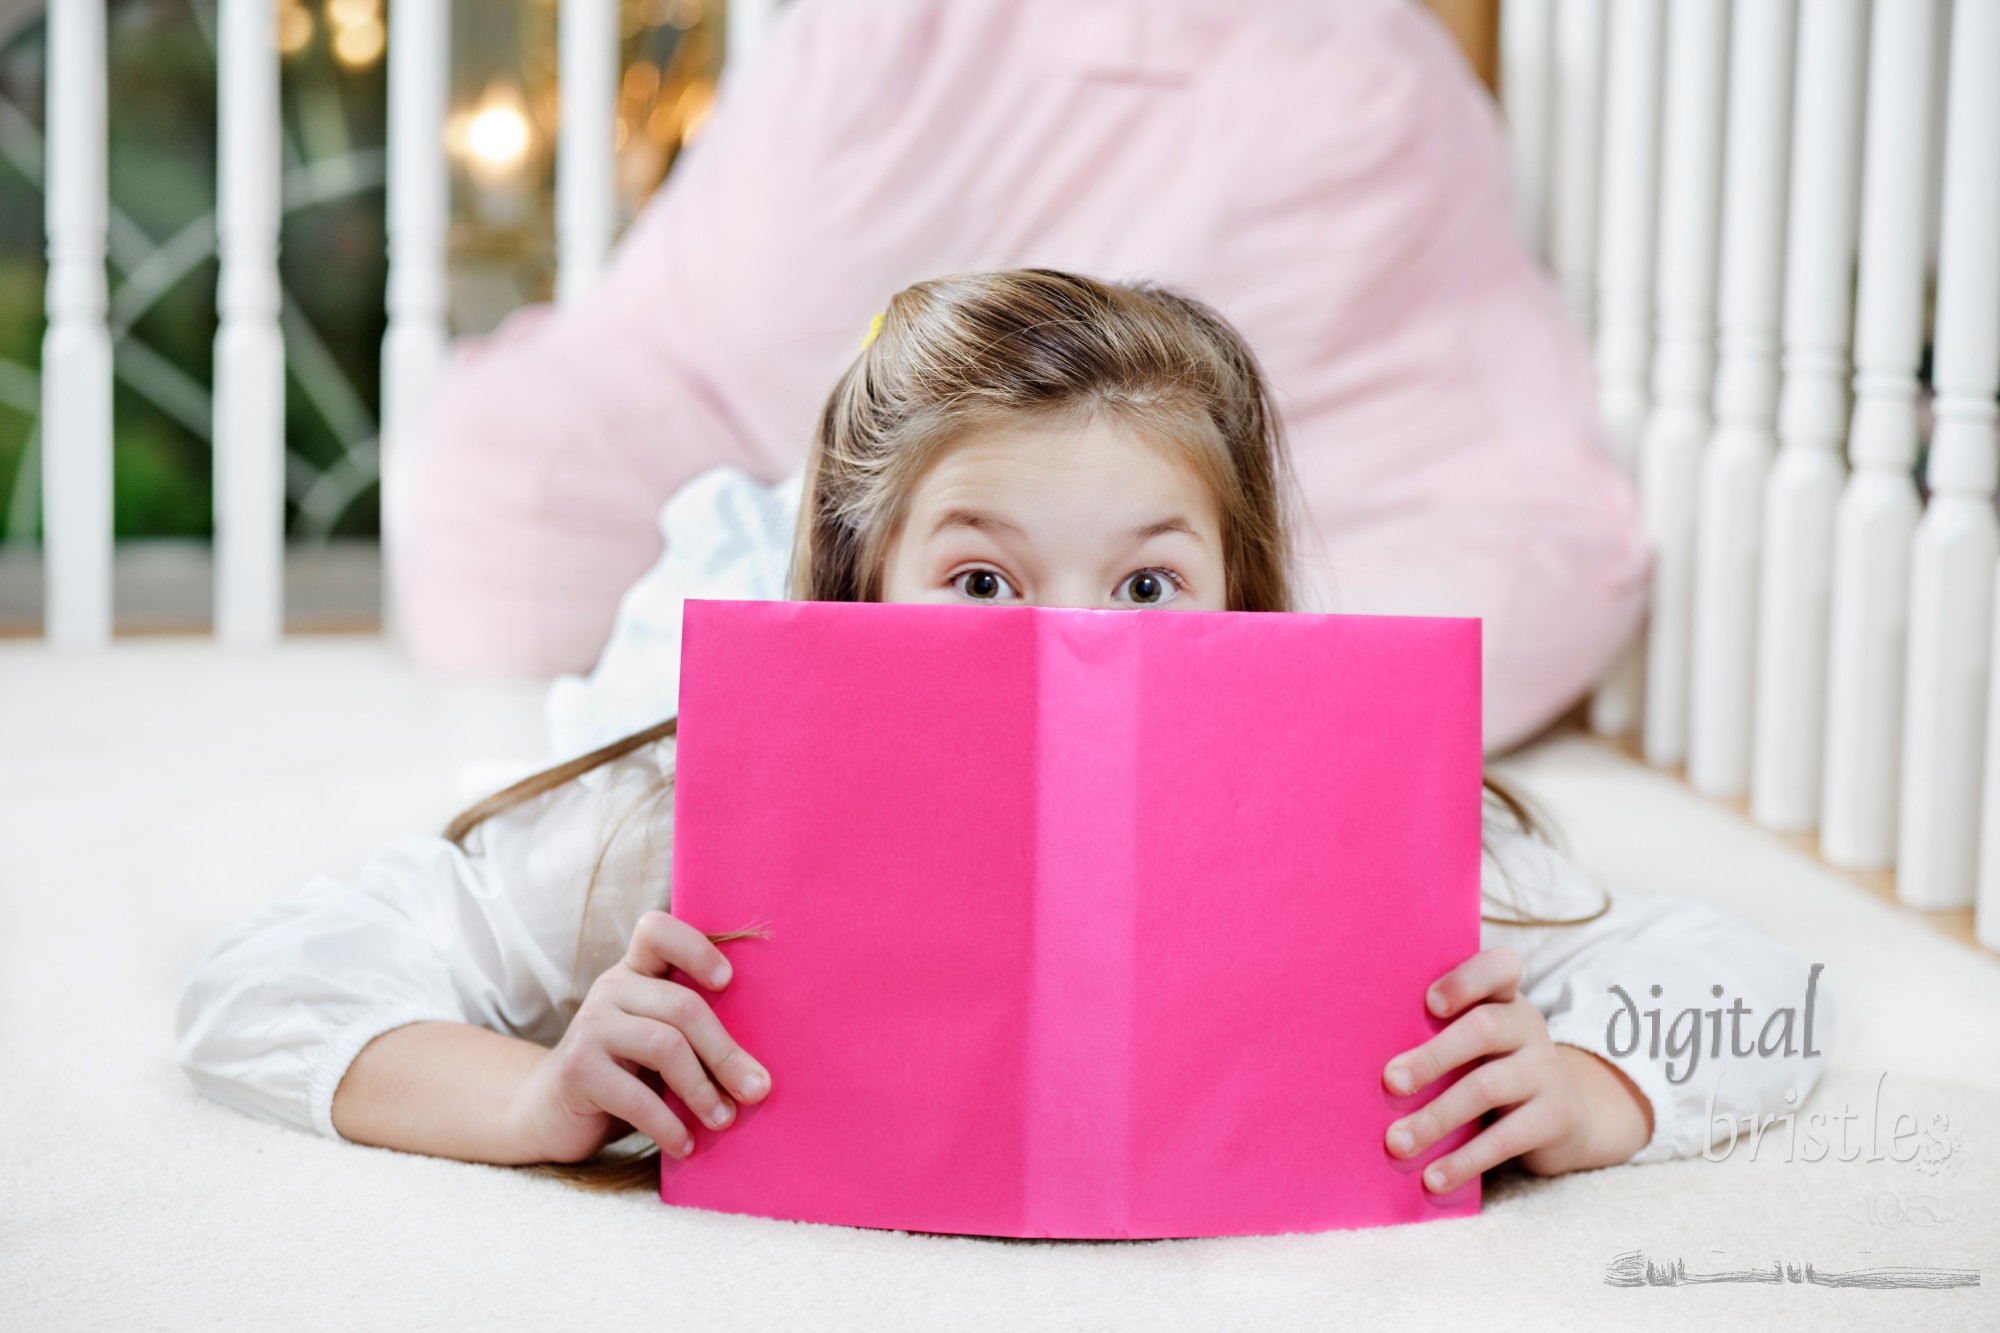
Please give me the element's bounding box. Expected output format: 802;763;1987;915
1604;1250;1980;1290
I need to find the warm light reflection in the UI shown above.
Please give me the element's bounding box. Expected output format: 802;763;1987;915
332;17;385;66
470;105;531;166
680;83;715;143
326;0;385;69
450;80;536;190
277;1;314;56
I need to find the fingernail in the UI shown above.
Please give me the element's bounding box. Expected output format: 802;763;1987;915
1386;1065;1413;1095
1426;989;1446;1016
1424;1164;1448;1191
712;959;732;987
673;1135;695;1159
740;1067;767;1096
1389;1125;1414;1156
709;1101;734;1127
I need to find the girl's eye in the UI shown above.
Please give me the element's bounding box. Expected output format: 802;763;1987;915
1116;568;1183;607
952;568;1019;601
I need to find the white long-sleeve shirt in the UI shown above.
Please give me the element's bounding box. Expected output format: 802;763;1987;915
173;735;1830;1165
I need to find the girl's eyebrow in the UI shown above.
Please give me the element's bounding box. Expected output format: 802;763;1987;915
1129;517;1204;545
930;507;1025;538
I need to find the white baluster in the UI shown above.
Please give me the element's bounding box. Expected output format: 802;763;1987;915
1688;0;1798;798
1909;0;2000;911
40;0;112;646
728;0;782;72
213;0;285;645
1587;0;1665;738
381;0;450;636
556;0;619;307
1748;0;1869;829
1548;0;1605;335
1637;0;1730;769
1983;594;2000;950
1501;0;1555;258
1923;0;1952;279
1820;0;1940;868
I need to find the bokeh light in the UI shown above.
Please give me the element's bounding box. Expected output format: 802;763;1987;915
326;0;385;69
277;1;314;56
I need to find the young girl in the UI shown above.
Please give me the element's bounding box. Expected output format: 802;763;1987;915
176;269;1828;1200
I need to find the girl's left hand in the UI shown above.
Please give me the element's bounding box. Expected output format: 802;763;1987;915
1381;946;1654;1193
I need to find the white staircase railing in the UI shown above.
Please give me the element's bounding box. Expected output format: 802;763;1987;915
40;0;112;646
1504;0;2000;949
34;0;783;645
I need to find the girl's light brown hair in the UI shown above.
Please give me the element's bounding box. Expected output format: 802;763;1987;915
789;269;1295;612
446;268;1603;1194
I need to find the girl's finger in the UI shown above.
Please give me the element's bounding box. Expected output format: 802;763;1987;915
1414;1096;1565;1194
623;910;736;990
610;972;771;1104
1385;1049;1537;1160
1422;946;1523;1020
601;1012;739;1133
1383;996;1537;1096
577;1056;695;1159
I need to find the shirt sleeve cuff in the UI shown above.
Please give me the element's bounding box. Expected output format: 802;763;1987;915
306;1004;465;1143
1544;1012;1683;1166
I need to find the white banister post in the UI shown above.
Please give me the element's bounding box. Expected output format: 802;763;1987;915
1637;0;1730;769
1687;0;1798;798
1748;0;1869;829
380;0;450;638
213;0;286;646
1587;0;1665;739
1983;600;2000;949
1501;0;1555;259
1548;0;1605;336
1820;0;1940;869
556;0;618;308
40;0;113;646
1909;0;2000;911
727;0;782;72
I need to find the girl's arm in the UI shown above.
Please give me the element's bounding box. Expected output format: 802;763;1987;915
173;743;675;1154
331;1022;551;1162
1482;825;1832;1164
1382;822;1832;1189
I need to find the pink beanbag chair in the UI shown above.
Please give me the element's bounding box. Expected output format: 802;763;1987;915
393;0;1648;754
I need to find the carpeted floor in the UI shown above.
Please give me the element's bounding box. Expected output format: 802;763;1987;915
2;639;1994;1331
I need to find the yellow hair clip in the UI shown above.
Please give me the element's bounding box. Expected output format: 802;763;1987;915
861;310;884;350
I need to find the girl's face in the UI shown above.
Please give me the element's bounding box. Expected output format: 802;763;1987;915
879;415;1228;611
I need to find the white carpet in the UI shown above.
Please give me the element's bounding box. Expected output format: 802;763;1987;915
2;639;1995;1331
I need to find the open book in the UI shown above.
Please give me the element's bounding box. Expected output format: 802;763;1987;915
664;599;1482;1239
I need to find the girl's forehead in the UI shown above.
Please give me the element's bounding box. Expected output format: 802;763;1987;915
913;416;1214;497
895;421;1225;560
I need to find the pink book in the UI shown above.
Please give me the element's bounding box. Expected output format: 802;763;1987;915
662;599;1483;1239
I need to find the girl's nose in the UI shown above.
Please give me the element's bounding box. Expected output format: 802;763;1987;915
1030;576;1110;611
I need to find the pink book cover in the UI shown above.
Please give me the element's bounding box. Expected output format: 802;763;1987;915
662;599;1483;1239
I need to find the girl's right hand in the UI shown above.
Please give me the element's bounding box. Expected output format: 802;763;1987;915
505;909;772;1163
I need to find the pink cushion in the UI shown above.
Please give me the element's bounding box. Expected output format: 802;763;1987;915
392;0;1648;753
